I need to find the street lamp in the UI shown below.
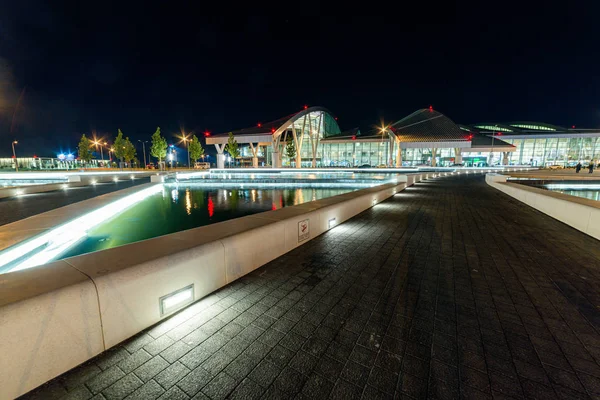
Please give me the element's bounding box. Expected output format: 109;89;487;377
11;140;18;172
181;134;190;168
138;140;148;168
93;140;104;161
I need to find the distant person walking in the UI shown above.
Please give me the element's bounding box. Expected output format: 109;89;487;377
576;162;582;173
589;162;595;174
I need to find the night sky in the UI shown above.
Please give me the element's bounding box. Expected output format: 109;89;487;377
1;3;599;157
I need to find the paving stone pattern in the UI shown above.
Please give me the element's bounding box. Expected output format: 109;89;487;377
20;175;600;399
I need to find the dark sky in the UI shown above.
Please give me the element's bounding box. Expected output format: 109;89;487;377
1;3;599;157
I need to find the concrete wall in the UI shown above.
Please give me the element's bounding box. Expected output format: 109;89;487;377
0;172;437;399
486;173;600;241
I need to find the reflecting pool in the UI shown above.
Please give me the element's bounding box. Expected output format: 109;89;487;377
515;180;600;202
60;186;352;259
0;186;354;274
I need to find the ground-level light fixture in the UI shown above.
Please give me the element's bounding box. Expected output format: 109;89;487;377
159;284;195;316
328;217;336;228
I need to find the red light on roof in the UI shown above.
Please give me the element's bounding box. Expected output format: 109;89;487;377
334;117;338;120
497;132;502;135
429;105;433;111
572;125;576;129
257;123;262;127
33;154;37;158
352;135;356;140
271;127;275;133
204;131;210;137
303;105;308;110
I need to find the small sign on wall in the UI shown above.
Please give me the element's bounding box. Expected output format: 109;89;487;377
298;219;310;242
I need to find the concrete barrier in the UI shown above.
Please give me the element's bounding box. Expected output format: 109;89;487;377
0;262;104;399
0;173;439;398
486;173;600;241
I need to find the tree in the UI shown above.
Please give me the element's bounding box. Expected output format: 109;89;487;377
285;138;296;163
150;127;168;168
188;134;204;163
225;132;240;163
123;138;137;166
78;134;93;165
114;129;126;165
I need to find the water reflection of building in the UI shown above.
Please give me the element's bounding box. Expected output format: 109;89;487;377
210;188;350;211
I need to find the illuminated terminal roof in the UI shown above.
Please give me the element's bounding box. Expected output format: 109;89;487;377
206;106;341;145
388;109;470;143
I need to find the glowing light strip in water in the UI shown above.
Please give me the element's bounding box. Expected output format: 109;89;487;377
0;184;163;273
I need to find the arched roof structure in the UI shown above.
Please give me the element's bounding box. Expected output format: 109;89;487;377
206;106;341;145
387;109;470;143
381;109;471;149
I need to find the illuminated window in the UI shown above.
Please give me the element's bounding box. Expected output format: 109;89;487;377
509;124;556;131
474;125;513;132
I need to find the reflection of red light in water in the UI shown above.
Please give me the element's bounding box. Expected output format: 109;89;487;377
272;203;277;210
208;196;214;217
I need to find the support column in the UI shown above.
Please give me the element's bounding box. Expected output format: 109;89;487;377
271;134;282;168
388;138;394;166
502;152;510;165
454;148;462;165
395;140;402;167
293;116;306;169
215;144;225;169
431;148;438;167
249;143;259;168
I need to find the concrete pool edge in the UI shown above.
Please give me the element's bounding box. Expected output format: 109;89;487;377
0;172;446;399
486;173;600;241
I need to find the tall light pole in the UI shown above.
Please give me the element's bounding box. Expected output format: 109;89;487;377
93;140;104;161
11;140;18;172
181;134;190;168
138;140;148;168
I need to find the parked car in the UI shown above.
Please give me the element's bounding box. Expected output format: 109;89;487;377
145;163;155;169
547;164;564;170
358;164;371;168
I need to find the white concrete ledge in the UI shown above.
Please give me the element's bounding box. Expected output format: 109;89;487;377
486;173;600;241
0;172;439;399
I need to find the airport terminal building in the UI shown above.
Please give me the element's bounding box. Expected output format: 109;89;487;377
206;106;600;168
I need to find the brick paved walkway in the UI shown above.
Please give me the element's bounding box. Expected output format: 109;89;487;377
21;175;600;399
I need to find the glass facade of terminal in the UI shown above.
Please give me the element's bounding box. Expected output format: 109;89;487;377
242;136;600;168
500;137;600;166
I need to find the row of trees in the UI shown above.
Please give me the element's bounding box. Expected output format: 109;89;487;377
78;127;206;168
